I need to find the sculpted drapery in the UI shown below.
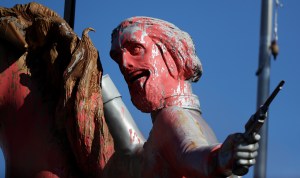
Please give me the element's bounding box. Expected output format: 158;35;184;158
0;3;113;177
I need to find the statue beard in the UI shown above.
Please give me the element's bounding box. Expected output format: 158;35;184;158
129;77;165;113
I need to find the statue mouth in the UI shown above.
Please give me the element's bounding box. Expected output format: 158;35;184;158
128;70;150;86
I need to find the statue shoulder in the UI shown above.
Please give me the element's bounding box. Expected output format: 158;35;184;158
153;106;218;144
154;106;191;121
152;106;197;130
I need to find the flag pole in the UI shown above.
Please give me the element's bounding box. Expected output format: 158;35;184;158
64;0;76;29
254;0;273;178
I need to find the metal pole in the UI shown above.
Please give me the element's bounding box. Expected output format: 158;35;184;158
64;0;76;29
254;0;273;178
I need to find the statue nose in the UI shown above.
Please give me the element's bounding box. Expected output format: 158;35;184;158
121;52;135;68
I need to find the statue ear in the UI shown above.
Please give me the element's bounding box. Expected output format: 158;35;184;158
155;42;178;79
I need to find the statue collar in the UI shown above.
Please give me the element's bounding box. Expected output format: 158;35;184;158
151;94;201;122
162;94;201;113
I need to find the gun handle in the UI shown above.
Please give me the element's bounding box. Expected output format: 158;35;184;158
232;164;249;176
232;133;254;176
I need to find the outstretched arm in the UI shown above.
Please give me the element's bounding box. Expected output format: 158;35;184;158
151;107;259;177
102;74;145;154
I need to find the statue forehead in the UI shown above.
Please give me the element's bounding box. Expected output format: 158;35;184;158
118;18;186;46
119;24;149;43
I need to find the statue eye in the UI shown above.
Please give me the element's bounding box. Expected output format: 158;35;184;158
125;43;144;56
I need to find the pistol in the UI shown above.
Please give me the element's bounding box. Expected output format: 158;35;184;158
233;80;285;176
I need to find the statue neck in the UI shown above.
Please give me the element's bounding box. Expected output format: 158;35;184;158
163;94;201;112
154;81;201;113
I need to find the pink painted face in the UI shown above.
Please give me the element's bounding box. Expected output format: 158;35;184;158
111;25;184;112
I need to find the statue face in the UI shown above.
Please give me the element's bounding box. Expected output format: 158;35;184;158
111;25;181;112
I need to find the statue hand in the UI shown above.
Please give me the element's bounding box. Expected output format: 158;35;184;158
218;133;260;176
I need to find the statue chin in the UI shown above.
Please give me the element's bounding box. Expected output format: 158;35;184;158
131;93;164;113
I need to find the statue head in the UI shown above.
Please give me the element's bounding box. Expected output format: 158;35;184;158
110;16;202;112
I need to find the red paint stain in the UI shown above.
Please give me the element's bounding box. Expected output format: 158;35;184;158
121;106;125;120
129;128;133;143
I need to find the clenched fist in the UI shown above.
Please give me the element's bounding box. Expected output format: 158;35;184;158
218;133;261;176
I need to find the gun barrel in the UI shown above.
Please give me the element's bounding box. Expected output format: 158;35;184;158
262;80;285;109
244;80;285;138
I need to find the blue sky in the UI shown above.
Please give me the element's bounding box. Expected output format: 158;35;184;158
1;1;299;177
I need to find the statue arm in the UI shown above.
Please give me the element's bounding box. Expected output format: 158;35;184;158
102;75;145;154
151;107;228;177
152;107;259;177
101;75;145;178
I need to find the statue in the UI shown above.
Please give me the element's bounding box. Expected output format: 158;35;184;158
0;3;114;177
0;2;260;177
107;16;260;177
